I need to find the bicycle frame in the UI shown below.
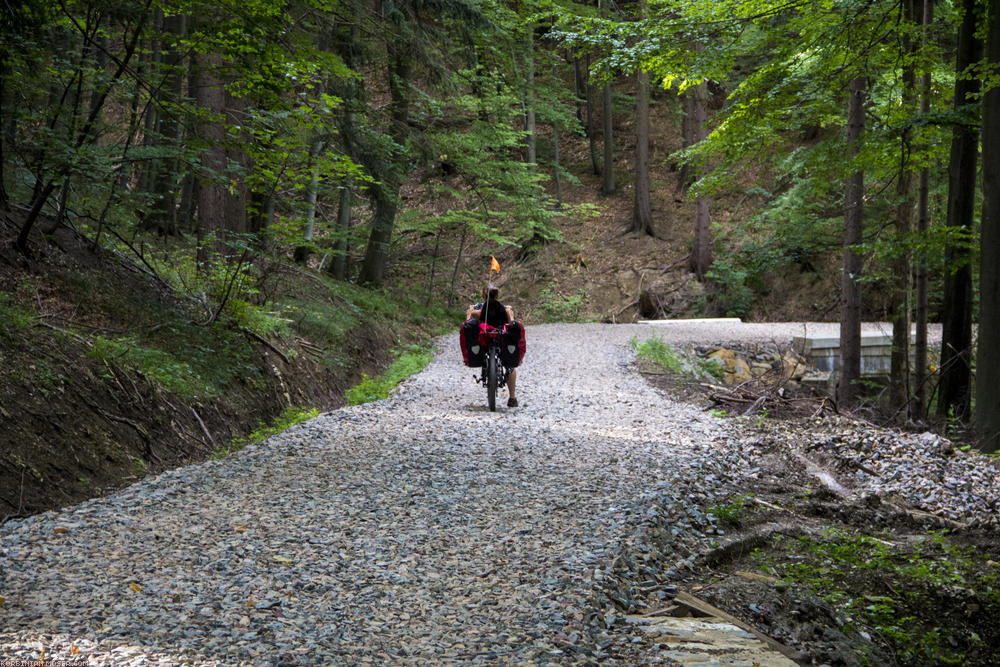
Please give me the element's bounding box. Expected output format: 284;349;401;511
474;325;508;411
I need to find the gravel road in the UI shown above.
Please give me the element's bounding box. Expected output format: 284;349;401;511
0;321;963;665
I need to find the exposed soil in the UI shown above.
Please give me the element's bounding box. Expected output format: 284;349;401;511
635;352;1000;666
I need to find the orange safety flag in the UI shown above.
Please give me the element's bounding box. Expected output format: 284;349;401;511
490;256;500;273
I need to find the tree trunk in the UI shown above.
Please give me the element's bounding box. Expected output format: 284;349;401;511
976;0;1000;452
196;48;230;265
690;78;711;278
679;92;695;191
330;184;352;280
937;0;982;421
359;46;410;286
147;14;186;235
295;138;323;264
838;76;866;408
573;56;585;125
586;54;599;176
525;32;536;166
890;0;918;413
602;82;614;194
359;184;396;285
632;30;652;236
914;0;934;419
553;118;562;209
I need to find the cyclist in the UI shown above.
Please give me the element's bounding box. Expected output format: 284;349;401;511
466;286;519;407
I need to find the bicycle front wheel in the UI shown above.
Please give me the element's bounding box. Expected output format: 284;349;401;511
487;350;498;412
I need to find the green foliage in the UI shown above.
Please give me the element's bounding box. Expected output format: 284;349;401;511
0;295;33;341
536;285;589;323
630;336;683;373
708;496;749;526
214;406;320;459
630;335;726;382
346;346;434;405
88;336;211;397
704;259;755;319
761;528;1000;665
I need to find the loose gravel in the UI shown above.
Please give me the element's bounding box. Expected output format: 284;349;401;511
1;321;996;666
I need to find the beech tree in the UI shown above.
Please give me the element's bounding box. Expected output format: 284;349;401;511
937;0;982;422
976;0;1000;452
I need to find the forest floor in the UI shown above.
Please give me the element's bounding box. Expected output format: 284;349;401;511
2;321;997;666
623;328;1000;666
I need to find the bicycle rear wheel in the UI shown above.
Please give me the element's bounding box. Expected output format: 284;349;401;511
487;349;498;412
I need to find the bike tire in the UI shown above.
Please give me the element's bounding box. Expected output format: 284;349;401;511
487;349;498;412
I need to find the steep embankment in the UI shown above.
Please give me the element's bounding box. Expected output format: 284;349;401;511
0;218;450;518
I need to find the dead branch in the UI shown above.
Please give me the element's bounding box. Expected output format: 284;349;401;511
239;327;290;364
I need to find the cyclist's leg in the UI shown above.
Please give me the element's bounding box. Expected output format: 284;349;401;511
507;368;517;403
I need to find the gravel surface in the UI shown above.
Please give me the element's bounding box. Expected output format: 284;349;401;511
1;320;992;666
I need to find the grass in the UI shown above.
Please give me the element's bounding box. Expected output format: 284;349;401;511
346;345;435;405
213;405;320;459
629;335;725;381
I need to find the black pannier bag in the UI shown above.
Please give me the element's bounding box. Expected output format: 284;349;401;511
500;321;526;368
460;318;485;367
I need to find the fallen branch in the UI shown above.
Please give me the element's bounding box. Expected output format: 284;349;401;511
239;327;290;364
673;591;804;663
190;406;216;448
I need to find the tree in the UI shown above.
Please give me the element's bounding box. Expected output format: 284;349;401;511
838;75;866;408
976;0;1000;452
889;0;919;412
913;0;935;419
689;76;711;279
937;0;982;422
631;0;652;235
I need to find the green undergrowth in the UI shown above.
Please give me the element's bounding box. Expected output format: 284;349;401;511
0;294;33;341
629;336;725;381
536;285;590;323
346;345;435;405
86;324;258;399
750;528;1000;665
213;405;320;459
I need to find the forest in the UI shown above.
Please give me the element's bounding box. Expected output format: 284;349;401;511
1;0;999;466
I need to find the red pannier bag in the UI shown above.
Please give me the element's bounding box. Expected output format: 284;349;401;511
460;318;485;367
500;321;526;368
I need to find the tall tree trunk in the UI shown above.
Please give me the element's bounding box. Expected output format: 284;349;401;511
838;76;866;408
147;14;185;235
914;0;935;419
553;117;562;209
195;48;230;264
330;184;352;280
573;56;585;125
359;47;410;286
890;0;918;412
679;92;695;191
602;81;614;194
586;54;599;176
690;77;711;278
937;0;982;421
295;138;324;264
976;0;1000;452
525;32;536;166
632;20;652;237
